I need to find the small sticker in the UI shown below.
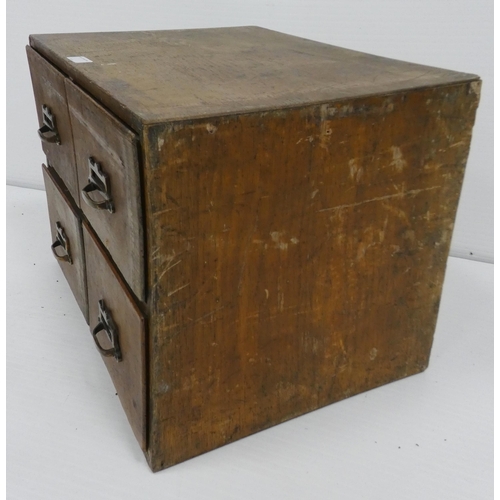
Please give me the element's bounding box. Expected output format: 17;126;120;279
67;56;93;63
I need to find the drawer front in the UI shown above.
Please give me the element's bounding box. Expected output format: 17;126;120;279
27;47;79;205
42;164;88;322
82;221;146;451
66;80;144;301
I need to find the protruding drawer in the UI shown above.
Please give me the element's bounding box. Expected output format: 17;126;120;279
82;221;146;451
42;164;88;322
66;80;144;301
27;47;79;205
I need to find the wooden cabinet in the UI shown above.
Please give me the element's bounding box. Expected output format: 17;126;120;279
27;26;481;472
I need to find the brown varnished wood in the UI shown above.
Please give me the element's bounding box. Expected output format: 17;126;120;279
42;164;88;322
66;80;145;301
143;81;480;470
27;46;79;204
29;27;478;129
27;27;482;472
83;220;147;450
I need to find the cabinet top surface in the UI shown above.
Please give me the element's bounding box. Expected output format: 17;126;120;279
30;26;478;127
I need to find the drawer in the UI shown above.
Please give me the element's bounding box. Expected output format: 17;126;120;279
27;47;79;205
42;164;88;322
66;80;144;301
82;221;146;451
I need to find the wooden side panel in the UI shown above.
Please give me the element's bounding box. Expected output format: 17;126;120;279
66;80;145;301
42;164;88;322
144;81;480;470
26;46;79;204
83;222;147;450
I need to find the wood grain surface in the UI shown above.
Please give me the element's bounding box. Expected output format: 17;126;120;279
27;46;79;203
143;81;480;470
66;80;145;301
28;27;481;472
29;27;478;129
83;221;147;450
42;164;88;322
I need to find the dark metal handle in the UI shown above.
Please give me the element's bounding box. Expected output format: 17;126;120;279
81;158;114;213
82;182;114;212
50;222;72;264
92;300;122;362
38;124;60;144
38;104;60;145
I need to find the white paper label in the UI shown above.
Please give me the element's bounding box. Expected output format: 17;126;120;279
66;56;93;63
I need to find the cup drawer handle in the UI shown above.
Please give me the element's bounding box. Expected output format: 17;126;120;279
92;299;122;362
50;221;72;264
37;104;61;145
81;157;115;213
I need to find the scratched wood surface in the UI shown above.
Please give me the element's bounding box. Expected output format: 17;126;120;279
42;164;88;322
83;221;147;450
66;80;145;302
29;27;477;130
27;46;80;204
143;81;480;470
27;27;481;472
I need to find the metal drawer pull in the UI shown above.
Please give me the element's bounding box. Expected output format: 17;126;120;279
37;104;61;145
50;221;72;264
92;300;122;362
81;157;115;213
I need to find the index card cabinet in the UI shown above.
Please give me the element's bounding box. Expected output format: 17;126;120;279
27;27;480;471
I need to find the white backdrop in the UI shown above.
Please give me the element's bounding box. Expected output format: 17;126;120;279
7;0;493;262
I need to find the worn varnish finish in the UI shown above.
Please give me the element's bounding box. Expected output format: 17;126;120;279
143;82;480;470
29;27;477;128
83;221;147;449
42;164;88;322
27;27;481;472
66;80;145;301
27;47;79;203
